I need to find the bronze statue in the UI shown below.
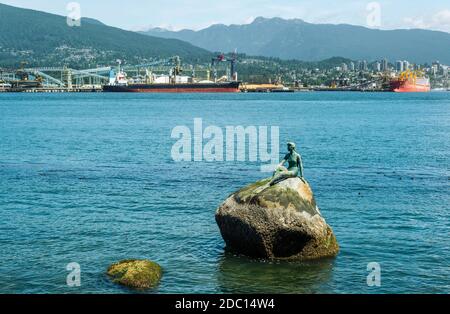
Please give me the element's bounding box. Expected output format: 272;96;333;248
270;142;305;186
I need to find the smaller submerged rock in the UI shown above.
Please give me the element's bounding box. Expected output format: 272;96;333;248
107;259;162;289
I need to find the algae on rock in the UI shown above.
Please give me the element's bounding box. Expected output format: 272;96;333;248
107;259;162;289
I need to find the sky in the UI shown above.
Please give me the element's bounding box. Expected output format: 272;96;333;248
1;0;450;33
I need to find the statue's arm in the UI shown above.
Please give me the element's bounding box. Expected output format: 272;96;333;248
298;155;304;178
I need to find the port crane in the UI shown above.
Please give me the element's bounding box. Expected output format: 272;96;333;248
1;55;237;90
170;56;183;83
211;52;238;82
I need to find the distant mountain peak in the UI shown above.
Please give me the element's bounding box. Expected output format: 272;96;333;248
252;16;270;23
149;27;170;32
251;16;305;24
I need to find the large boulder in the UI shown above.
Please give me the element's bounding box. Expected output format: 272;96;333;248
215;177;339;260
107;259;162;289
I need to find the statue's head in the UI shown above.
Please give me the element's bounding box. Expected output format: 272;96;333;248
287;142;296;152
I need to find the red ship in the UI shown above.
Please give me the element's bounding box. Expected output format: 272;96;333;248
390;70;431;92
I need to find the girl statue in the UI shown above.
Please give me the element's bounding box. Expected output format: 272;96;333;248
270;142;305;186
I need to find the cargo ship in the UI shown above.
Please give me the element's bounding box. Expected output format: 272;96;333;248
103;56;240;93
390;70;430;92
103;81;240;93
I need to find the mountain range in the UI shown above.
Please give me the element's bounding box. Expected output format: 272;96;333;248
143;17;450;64
1;3;450;69
0;3;210;68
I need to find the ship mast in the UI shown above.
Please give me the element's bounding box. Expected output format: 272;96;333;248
171;56;182;84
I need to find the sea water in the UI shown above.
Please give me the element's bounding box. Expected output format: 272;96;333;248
0;92;449;294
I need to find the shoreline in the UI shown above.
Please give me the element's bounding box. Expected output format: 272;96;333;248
1;88;446;93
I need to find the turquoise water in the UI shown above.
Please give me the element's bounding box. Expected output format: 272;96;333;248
0;92;449;294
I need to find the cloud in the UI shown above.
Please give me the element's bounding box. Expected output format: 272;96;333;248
403;17;428;29
432;9;450;28
403;9;450;33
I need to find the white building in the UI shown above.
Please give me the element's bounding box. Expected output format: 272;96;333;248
341;63;348;72
373;62;381;72
349;62;355;71
403;61;410;71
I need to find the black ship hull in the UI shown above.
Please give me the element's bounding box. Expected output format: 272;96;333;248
103;82;240;93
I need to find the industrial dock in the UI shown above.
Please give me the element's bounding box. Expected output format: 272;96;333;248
0;57;447;93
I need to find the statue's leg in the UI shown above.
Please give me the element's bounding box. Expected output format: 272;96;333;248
270;170;297;186
270;167;285;186
269;175;284;186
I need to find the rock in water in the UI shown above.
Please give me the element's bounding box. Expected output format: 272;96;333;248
107;259;162;289
215;177;339;260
